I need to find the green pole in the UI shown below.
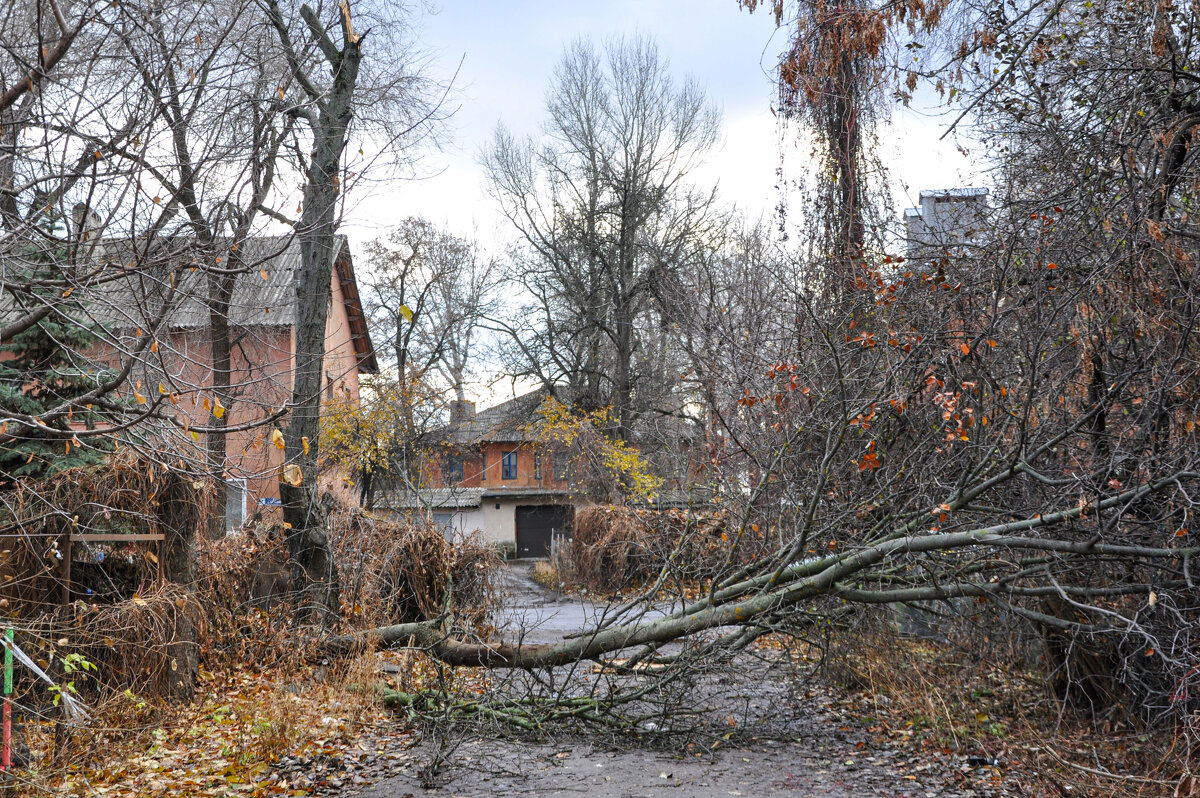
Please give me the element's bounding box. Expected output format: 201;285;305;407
4;626;11;695
3;625;11;771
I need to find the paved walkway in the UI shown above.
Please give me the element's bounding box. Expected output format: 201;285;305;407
492;561;667;645
343;564;1003;798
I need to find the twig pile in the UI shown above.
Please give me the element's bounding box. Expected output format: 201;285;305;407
27;583;203;700
0;452;212;617
568;505;757;593
330;505;498;632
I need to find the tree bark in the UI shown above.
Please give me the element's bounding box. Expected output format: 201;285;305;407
268;0;363;623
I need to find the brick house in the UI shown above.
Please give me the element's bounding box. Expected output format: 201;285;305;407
380;391;575;558
380;389;706;557
87;234;377;530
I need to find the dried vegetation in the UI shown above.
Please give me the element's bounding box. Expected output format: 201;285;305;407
564;504;767;593
0;458;500;795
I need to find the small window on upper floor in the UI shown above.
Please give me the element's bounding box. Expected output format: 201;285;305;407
444;454;464;484
502;451;517;480
534;453;541;480
553;451;571;482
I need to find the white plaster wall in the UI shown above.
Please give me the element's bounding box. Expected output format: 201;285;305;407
450;508;486;539
479;500;516;546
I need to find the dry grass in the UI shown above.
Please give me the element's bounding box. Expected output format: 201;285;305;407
811;613;1197;798
528;560;560;591
566;504;766;594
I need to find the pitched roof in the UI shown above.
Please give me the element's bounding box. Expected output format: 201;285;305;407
436;389;554;445
433;387;702;448
23;234;378;373
918;187;989;200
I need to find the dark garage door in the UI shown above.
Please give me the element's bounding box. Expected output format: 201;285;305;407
515;505;572;559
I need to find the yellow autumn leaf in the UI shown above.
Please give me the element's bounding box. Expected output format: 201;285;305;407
260;269;269;280
191;431;200;442
134;391;146;405
400;303;414;322
271;429;285;450
301;436;309;455
213;400;225;419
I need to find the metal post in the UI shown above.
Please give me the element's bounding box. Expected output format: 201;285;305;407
3;625;13;771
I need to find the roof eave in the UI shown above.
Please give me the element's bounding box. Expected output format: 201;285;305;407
334;240;379;374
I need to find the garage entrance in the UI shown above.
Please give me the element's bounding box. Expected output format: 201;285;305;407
514;505;572;559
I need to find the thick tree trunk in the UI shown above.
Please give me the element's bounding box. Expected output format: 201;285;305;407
206;271;233;537
272;1;363;624
161;475;200;700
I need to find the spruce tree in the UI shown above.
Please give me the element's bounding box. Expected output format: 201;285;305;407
0;229;113;479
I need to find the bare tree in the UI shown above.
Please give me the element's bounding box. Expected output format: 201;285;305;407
349;216;497;500
483;35;720;440
264;0;448;621
362;217;497;402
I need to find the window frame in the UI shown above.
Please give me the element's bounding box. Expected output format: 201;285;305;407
501;450;518;480
553;451;571;482
225;478;247;533
443;453;464;484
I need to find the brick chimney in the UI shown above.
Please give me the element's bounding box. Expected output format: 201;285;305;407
449;399;476;425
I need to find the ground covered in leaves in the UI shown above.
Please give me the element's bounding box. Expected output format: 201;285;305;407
11;588;1193;797
17;641;473;797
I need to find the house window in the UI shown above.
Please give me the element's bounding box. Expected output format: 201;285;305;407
553;451;571;482
502;451;518;480
534;453;542;480
432;512;454;542
225;478;247;533
480;450;487;482
444;454;464;484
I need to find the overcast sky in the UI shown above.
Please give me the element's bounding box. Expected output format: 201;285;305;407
342;0;981;400
344;1;977;245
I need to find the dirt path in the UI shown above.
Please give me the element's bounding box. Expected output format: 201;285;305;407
333;564;1019;798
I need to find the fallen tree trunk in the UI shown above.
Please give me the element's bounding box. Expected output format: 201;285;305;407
323;484;1199;669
